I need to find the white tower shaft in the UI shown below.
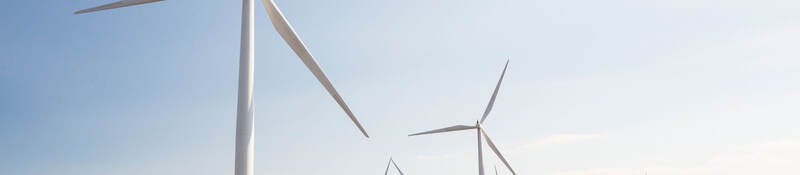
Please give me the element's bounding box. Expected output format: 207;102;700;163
234;0;255;175
478;127;485;175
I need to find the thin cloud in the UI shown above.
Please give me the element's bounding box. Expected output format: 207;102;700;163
510;133;606;155
547;138;800;175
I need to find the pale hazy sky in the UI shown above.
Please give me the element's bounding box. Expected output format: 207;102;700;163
1;0;799;175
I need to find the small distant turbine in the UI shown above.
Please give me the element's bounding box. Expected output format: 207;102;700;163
384;157;405;175
409;60;515;175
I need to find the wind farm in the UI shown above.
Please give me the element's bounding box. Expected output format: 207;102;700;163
4;1;799;175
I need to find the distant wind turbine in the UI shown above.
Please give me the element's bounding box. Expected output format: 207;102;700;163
383;157;405;175
74;1;370;175
409;60;515;175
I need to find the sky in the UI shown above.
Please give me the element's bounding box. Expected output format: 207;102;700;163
1;0;799;175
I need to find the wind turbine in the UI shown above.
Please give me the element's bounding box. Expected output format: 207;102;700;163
409;60;515;175
383;157;405;175
74;1;370;175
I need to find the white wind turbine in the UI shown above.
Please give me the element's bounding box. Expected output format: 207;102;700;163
409;60;515;175
383;157;405;175
74;1;370;175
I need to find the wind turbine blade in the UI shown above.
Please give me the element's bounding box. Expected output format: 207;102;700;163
408;125;477;136
495;165;499;175
74;0;163;14
479;60;509;124
261;0;369;138
384;158;392;175
391;159;405;175
481;129;516;175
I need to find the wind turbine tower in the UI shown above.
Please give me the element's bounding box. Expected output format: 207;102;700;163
74;1;370;175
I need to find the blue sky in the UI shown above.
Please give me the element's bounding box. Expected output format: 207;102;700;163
2;0;800;175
